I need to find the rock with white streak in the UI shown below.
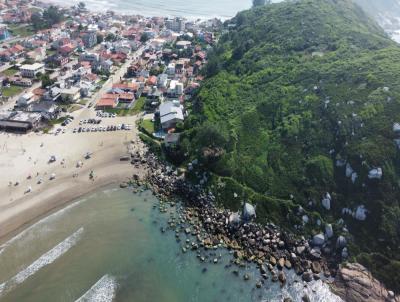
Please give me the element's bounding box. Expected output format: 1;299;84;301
368;168;382;180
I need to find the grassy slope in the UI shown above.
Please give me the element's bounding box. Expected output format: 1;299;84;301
184;0;400;291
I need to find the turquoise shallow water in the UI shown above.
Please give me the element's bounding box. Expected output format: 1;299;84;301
0;187;342;302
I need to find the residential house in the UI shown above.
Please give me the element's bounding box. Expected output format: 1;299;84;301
81;31;97;48
17;92;35;107
45;54;69;67
20;63;45;78
165;18;185;32
0;26;10;40
27;101;59;120
96;94;119;110
159;100;184;129
60;87;80;103
167;80;184;97
10;76;32;87
26;47;46;62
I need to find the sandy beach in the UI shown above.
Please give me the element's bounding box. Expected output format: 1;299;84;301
0;110;147;242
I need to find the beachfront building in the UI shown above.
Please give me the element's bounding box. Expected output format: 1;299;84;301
0;111;41;133
20;63;45;78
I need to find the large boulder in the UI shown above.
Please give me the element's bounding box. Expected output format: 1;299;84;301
312;233;325;246
325;224;334;238
321;193;331;210
243;203;256;221
355;205;368;221
332;263;400;302
368;168;383;180
345;163;354;178
228;212;241;227
393;122;400;133
336;235;347;249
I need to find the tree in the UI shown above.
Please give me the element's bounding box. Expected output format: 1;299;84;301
78;2;86;10
40;73;54;88
140;33;150;43
253;0;265;7
97;33;104;44
252;0;269;7
43;6;63;26
105;33;117;42
31;12;42;30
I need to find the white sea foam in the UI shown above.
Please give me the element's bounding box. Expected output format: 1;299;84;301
0;199;86;255
0;227;84;297
277;279;344;302
75;275;117;302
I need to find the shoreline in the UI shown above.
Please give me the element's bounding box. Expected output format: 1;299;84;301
39;0;244;21
0;112;148;244
0;168;131;244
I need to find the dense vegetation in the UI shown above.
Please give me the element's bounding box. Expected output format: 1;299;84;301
31;6;64;31
180;0;400;292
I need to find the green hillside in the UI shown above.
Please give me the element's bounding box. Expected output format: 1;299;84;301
180;0;400;292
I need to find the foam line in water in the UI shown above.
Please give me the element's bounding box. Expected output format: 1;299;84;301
0;227;84;297
0;199;86;255
75;275;117;302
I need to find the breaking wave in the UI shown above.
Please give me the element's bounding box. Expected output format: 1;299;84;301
0;199;86;256
75;275;117;302
0;227;84;297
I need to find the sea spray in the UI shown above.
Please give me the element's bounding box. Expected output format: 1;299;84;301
75;275;117;302
0;227;84;297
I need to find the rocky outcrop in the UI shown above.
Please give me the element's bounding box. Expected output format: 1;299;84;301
332;263;399;302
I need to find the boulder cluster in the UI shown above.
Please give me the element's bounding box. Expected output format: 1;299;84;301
137;151;330;286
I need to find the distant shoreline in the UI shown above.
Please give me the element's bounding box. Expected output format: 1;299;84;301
41;0;248;21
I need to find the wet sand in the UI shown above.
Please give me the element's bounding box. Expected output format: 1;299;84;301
0;113;147;242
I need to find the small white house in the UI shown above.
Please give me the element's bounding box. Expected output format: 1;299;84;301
159;101;184;129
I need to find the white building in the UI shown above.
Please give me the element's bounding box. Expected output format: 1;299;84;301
20;63;45;78
159;100;184;129
167;63;175;75
17;92;35;107
165;18;185;32
60;87;80;103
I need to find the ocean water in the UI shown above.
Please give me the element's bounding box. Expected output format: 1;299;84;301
0;187;343;302
48;0;253;19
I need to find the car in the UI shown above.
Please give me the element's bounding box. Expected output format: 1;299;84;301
73;128;77;133
78;127;82;133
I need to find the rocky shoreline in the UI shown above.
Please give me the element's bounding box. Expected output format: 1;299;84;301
123;146;399;302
